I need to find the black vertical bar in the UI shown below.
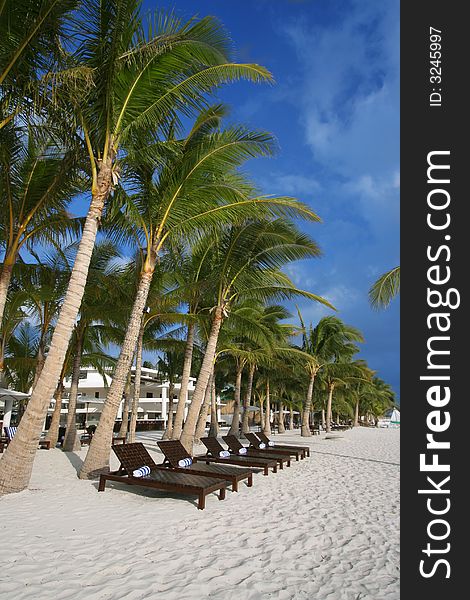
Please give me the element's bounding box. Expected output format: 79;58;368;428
401;3;466;596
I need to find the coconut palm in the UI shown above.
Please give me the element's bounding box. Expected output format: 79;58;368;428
0;286;27;383
0;127;82;325
354;375;395;426
154;344;186;441
179;218;332;453
79;117;318;478
297;314;364;436
62;240;123;451
369;266;400;309
2;322;37;394
0;0;78;129
16;251;70;387
320;356;366;433
216;301;284;436
0;4;275;495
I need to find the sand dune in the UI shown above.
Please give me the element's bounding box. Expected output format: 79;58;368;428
0;427;399;599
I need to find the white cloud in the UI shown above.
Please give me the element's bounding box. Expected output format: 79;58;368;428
283;1;399;180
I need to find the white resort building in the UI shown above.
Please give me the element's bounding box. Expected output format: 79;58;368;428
44;366;222;431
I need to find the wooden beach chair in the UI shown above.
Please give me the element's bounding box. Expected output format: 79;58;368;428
98;442;227;510
222;435;291;469
200;437;278;475
3;426;50;450
244;432;303;461
255;432;310;458
157;440;254;492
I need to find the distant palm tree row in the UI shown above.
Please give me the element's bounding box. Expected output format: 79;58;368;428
0;1;397;496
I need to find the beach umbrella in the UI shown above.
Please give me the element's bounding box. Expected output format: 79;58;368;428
0;388;30;427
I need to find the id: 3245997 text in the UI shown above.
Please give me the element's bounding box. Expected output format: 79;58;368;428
429;27;442;107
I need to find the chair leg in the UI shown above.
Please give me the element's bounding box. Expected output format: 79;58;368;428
219;487;226;500
279;461;283;470
98;475;107;492
273;464;277;473
198;493;205;510
247;474;253;487
232;479;238;492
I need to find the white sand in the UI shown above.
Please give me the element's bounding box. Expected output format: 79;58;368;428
0;427;399;600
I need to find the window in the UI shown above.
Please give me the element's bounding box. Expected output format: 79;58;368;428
79;371;88;379
95;391;100;399
146;392;153;398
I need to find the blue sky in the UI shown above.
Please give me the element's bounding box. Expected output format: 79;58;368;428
142;0;400;396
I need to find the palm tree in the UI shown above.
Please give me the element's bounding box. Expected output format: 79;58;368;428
62;241;123;451
79;118;317;477
297;314;364;437
369;266;400;309
179;218;332;453
0;0;78;129
354;375;395;426
156;345;185;441
2;322;37;394
1;3;273;494
217;300;283;436
19;251;69;387
0;286;27;384
0;128;82;325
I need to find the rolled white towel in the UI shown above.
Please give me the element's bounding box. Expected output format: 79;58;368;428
238;447;247;455
219;450;230;458
178;458;193;468
258;443;266;449
268;441;275;447
132;465;151;477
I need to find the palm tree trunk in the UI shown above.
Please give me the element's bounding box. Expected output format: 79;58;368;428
278;403;286;433
0;159;114;495
180;306;224;454
195;370;213;442
241;364;255;436
0;259;14;326
162;381;175;440
79;266;155;479
32;344;46;390
259;396;265;430
118;372;132;439
354;397;359;427
45;382;64;445
326;383;335;433
128;320;144;444
171;320;195;439
227;362;243;437
289;406;294;430
301;372;315;437
321;408;326;429
63;330;84;452
263;379;271;435
208;375;218;437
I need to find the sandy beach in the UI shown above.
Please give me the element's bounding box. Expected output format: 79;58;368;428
0;427;399;600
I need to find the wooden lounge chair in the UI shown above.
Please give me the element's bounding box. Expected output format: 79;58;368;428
157;440;254;492
244;432;303;461
99;442;227;510
222;435;291;469
3;426;50;450
255;432;310;458
200;437;278;475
